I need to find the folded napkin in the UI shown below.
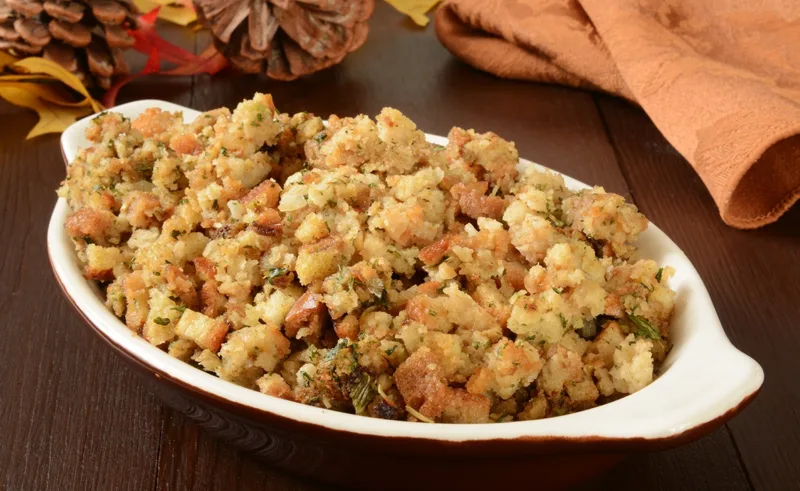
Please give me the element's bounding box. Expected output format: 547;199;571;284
435;0;800;229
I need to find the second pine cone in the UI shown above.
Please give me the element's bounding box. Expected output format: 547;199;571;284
194;0;375;81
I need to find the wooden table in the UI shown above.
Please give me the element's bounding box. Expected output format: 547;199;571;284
1;3;797;490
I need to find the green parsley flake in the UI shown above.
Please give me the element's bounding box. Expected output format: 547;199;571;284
628;314;661;340
349;373;376;415
266;267;288;285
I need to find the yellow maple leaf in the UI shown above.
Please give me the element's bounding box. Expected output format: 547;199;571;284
133;0;197;26
0;79;94;108
0;51;16;68
9;57;103;112
0;85;93;139
384;0;441;27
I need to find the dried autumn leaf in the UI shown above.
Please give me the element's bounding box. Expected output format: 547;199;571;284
133;0;197;26
131;7;197;64
164;44;226;76
103;43;227;107
0;51;17;69
102;47;161;107
384;0;441;27
8;57;103;112
0;80;92;108
0;85;93;139
0;53;103;138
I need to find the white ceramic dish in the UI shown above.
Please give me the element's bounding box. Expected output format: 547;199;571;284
47;99;764;490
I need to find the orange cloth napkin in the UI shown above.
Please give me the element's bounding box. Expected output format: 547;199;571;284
435;0;800;229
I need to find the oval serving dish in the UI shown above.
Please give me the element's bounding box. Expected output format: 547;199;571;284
48;100;764;491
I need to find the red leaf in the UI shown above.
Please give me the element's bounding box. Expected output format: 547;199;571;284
102;45;228;107
102;8;230;108
102;47;160;107
139;6;160;25
165;45;228;76
130;7;196;65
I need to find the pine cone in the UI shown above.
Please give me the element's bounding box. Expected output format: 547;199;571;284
0;0;138;89
194;0;374;81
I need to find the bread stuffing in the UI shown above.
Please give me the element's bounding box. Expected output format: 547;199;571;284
58;94;675;423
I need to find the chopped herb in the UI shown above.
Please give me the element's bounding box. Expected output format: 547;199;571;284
168;295;181;302
347;275;366;292
266;267;288;285
326;339;349;361
428;309;437;317
92;111;108;121
552;287;563;294
82;236;94;245
628;314;661;340
314;132;327;143
92;184;105;192
640;282;654;292
220;147;228;156
301;371;313;386
157;141;165;149
497;341;510;358
179;198;188;205
257;112;264;122
349;373;376;415
171;230;183;239
436;284;446;295
153;272;160;276
558;313;567;329
656;268;664;283
579;319;597;339
171;305;186;314
212;199;219;210
362;289;389;309
153;317;171;326
384;345;397;356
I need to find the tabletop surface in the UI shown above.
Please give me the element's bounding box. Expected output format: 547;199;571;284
1;3;798;490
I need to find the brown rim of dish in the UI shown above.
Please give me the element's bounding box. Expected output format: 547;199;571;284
47;251;760;454
51;135;761;454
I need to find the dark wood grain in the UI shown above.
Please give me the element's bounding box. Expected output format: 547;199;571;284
0;108;164;491
573;430;752;491
155;411;326;491
0;1;796;490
